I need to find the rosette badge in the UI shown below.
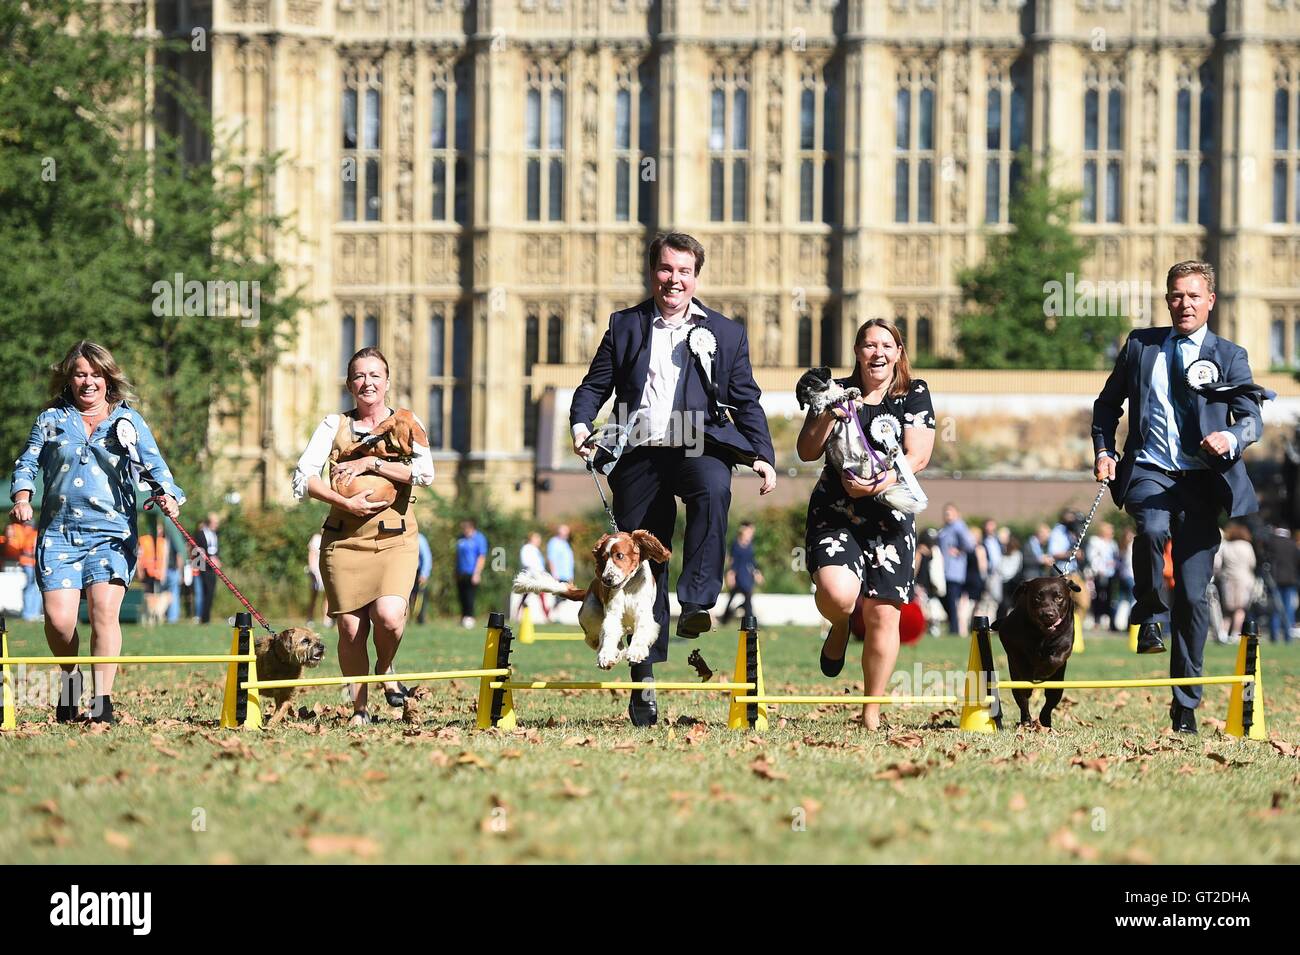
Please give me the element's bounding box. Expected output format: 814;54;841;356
1185;357;1221;391
687;325;718;387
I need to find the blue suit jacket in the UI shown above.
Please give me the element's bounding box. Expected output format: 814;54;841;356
1091;326;1263;518
570;297;775;468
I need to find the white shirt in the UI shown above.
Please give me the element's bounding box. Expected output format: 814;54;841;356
634;300;709;446
572;301;709;449
293;411;435;500
1135;324;1235;471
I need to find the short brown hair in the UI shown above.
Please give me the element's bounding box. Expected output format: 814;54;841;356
1166;260;1216;296
647;232;706;277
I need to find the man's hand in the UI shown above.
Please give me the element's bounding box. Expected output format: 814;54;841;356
753;460;777;495
1201;431;1233;458
1094;453;1116;483
159;495;180;520
572;424;596;462
9;499;32;523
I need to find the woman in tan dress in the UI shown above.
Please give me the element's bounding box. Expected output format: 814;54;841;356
293;347;434;725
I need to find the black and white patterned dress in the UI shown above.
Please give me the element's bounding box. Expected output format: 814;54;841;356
804;377;936;604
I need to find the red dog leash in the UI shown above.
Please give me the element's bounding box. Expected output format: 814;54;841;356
143;496;276;636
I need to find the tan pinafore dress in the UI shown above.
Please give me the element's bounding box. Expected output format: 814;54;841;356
319;411;420;615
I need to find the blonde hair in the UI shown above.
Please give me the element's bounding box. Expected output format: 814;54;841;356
1167;260;1217;295
849;318;912;398
47;340;137;408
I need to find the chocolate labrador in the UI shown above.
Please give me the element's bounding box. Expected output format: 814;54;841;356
993;576;1080;727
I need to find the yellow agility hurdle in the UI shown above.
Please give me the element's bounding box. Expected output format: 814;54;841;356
476;610;766;730
245;669;508;691
474;608;1266;740
0;611;262;730
955;616;1265;739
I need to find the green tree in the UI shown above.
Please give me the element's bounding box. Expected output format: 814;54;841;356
956;153;1130;369
0;0;307;497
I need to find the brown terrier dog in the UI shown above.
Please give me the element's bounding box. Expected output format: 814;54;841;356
329;409;428;507
993;576;1080;728
254;627;327;724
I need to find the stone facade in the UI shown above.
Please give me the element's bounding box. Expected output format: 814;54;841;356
154;0;1300;508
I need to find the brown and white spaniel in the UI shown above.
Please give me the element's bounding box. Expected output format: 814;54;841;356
512;530;671;669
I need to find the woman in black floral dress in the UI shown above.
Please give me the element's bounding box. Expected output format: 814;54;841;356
796;318;936;729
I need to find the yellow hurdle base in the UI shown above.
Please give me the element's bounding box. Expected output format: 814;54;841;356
493;680;753;691
734;695;994;705
997;675;1251;690
246;668;509;690
1;655;254;665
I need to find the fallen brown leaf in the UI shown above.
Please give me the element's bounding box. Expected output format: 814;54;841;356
750;757;789;781
559;778;592;799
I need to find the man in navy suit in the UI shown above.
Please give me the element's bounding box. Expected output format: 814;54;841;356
571;232;777;725
1093;261;1264;734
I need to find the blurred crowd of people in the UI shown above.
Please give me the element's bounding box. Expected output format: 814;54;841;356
915;502;1298;645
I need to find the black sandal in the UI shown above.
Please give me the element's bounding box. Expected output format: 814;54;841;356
383;682;411;707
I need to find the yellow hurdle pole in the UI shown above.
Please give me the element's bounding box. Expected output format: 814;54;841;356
221;611;261;730
998;675;1252;690
734;695;994;705
476;611;516;730
1;655;254;665
492;681;754;691
960;615;1001;733
2;616;14;731
1226;620;1267;740
727;615;767;731
528;634;586;642
250;668;509;690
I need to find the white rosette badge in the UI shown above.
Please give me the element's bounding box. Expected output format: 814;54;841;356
687;324;734;420
868;414;929;515
1185;357;1222;391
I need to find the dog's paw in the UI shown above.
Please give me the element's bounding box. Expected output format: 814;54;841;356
597;648;621;670
625;642;650;665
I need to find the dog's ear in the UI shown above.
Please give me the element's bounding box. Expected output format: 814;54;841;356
407;414;428;452
1011;581;1026;606
1067;578;1082;593
631;529;671;564
272;632;296;664
591;534;612;566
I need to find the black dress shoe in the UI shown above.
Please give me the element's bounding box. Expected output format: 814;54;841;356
1170;702;1197;734
628;690;658;727
1136;621;1167;654
675;602;713;639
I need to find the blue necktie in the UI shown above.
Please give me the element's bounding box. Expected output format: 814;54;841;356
1170;336;1202;461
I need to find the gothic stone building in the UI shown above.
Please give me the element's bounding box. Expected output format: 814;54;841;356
155;0;1300;508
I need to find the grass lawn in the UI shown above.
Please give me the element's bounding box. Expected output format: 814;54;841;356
0;615;1296;864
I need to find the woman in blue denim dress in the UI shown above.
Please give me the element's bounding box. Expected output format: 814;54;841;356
8;342;185;724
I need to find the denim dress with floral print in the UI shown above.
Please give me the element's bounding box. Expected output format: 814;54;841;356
9;401;185;592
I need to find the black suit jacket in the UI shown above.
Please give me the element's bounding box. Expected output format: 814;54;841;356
1091;326;1263;518
570;297;775;468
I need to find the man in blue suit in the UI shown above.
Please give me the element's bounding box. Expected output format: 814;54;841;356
1093;261;1264;734
571;232;777;725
